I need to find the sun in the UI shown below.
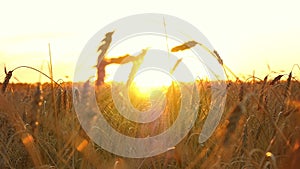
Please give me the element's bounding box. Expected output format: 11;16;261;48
130;70;173;96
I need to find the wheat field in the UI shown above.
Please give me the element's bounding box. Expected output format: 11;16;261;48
1;32;300;168
0;74;300;168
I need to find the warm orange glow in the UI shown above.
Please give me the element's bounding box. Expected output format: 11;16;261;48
22;134;34;145
76;139;88;152
130;70;172;96
265;152;273;157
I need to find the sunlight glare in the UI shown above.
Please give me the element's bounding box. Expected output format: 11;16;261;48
131;70;173;96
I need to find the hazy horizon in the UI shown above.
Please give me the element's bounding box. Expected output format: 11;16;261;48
1;0;299;84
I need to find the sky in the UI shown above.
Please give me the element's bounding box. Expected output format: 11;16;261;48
0;0;299;83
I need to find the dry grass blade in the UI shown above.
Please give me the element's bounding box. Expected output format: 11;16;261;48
4;65;7;74
270;75;284;85
2;70;13;93
170;58;183;74
106;54;134;64
126;49;148;87
213;50;223;65
171;40;198;52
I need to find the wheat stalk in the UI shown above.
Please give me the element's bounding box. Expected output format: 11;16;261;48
170;58;183;74
2;67;13;93
281;71;292;113
258;75;268;111
171;40;238;79
270;74;284;85
96;31;114;86
126;49;148;88
1;65;63;94
239;81;244;102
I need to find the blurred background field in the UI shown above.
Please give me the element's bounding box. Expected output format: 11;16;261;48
1;75;300;168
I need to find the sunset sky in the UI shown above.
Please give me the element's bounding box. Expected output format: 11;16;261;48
0;0;299;83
